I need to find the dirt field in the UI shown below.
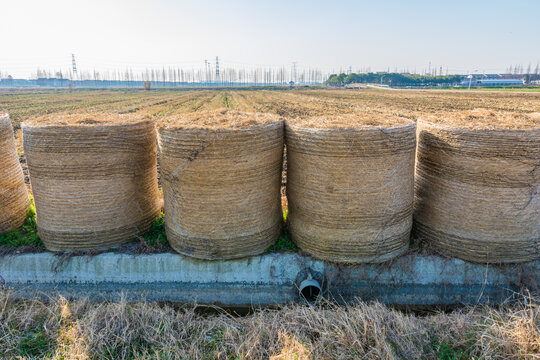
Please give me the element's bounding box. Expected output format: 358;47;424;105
2;88;540;130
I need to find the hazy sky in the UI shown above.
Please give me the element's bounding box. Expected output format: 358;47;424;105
1;0;539;78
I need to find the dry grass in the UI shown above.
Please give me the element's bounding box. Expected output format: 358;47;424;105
289;113;413;129
419;109;540;129
157;109;282;130
24;112;153;127
0;291;537;359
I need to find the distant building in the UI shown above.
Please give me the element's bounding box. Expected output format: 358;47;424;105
476;78;524;86
461;74;524;87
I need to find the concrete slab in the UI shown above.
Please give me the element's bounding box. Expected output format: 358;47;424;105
0;252;537;306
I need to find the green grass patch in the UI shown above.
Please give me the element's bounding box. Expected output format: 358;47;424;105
142;212;169;249
428;337;474;360
266;233;298;252
220;92;237;108
17;319;56;358
265;211;298;252
0;196;44;248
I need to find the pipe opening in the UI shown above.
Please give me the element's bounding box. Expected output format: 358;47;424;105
298;277;322;304
300;282;320;302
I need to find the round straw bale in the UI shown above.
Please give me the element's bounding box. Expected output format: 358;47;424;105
158;110;284;260
286;114;416;263
0;114;30;233
414;109;540;263
22;113;161;251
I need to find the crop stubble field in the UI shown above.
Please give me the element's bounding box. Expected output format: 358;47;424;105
3;87;540;130
0;88;539;359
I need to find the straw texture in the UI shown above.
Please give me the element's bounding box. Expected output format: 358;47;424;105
22;113;161;251
0;114;30;233
158;110;284;260
285;115;416;263
414;113;540;263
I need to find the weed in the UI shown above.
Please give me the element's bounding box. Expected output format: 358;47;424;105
429;338;472;360
17;320;55;358
142;212;169;249
0;196;44;249
265;228;298;253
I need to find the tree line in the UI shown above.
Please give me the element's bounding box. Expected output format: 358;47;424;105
325;73;463;87
0;66;327;86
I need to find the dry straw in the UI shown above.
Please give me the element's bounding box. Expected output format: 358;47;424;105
286;114;416;263
0;114;29;233
158;109;284;260
22;113;161;251
414;109;540;263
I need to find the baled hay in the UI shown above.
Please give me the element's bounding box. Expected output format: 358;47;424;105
286;115;416;263
414;113;540;263
420;108;540;130
22;113;161;251
158;110;284;260
25;112;154;127
290;113;413;129
158;109;281;130
0;114;30;233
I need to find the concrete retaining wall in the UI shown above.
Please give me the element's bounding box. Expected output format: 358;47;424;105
0;252;537;306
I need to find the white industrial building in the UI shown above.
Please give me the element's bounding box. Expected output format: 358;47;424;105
461;74;524;87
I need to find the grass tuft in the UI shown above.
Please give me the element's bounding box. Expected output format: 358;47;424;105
265;211;299;252
429;338;473;360
142;212;169;249
265;232;299;253
16;318;56;358
0;196;44;249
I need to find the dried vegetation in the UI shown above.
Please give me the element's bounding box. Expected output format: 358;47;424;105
0;291;537;359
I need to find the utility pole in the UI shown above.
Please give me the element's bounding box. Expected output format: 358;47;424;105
71;54;77;79
292;62;297;84
204;60;208;84
215;56;220;84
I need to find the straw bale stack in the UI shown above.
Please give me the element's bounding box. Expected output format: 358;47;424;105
158;110;283;260
286;114;416;263
414;109;540;263
22;113;161;250
0;114;30;233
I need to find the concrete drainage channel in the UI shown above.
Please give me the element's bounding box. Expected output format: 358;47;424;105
0;252;537;306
